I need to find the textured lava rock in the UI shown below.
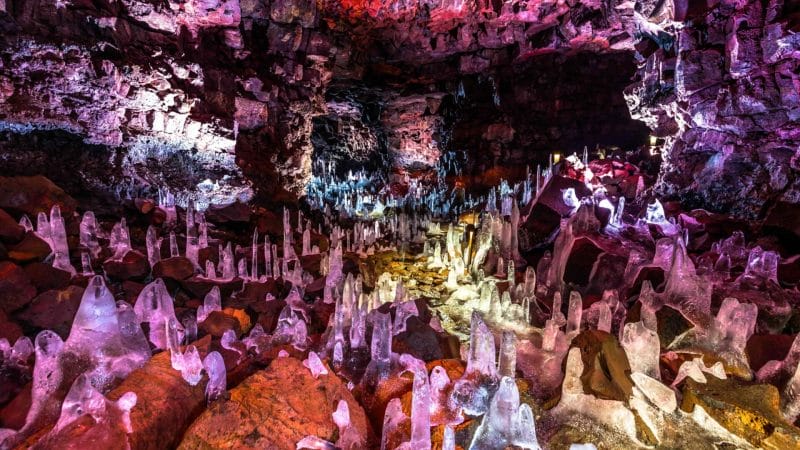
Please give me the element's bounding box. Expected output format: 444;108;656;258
6;232;52;264
152;257;196;281
178;356;372;450
0;209;24;243
16;286;84;339
23;263;72;293
103;250;150;281
626;0;800;219
570;329;634;402
103;336;212;450
199;310;243;338
681;377;800;448
0;261;37;313
0;176;77;217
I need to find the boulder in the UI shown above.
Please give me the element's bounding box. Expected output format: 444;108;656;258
0;261;37;313
104;336;212;450
153;257;196;281
570;330;634;402
0;176;77;216
199;310;243;338
7;232;51;264
17;286;84;338
180;276;243;299
178;356;372;450
392;316;444;362
0;309;23;344
205;202;251;223
103;250;149;281
0;208;24;242
23;263;72;292
681;377;800;448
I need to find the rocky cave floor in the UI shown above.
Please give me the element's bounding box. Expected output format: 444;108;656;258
3;154;800;450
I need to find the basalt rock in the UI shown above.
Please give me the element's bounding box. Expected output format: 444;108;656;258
626;0;800;219
178;356;372;450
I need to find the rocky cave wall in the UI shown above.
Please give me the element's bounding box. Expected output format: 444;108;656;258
627;0;800;219
1;0;798;218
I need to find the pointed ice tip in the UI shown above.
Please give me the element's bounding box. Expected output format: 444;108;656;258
332;400;350;429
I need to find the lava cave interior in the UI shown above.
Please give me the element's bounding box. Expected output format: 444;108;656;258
1;0;800;449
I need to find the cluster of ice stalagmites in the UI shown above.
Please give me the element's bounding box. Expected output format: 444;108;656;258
3;153;800;449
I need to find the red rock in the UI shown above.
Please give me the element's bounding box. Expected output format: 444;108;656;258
178;356;372;450
746;334;795;373
0;208;24;243
96;336;212;450
103;250;149;281
17;286;84;338
0;261;37;313
256;299;289;333
0;309;23;343
23;263;71;292
570;330;634;402
392;316;444;362
0;176;77;216
179;276;243;299
205;202;251;223
7;232;51;264
0;383;30;430
199;310;242;338
134;198;155;214
152;257;196;281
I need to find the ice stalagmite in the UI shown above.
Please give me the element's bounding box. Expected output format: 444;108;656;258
664;236;711;326
443;426;455;450
364;312;392;385
186;221;200;269
67;275;150;388
133;279;182;350
1;331;64;448
49;205;75;275
303;351;328;379
621;322;661;380
197;286;222;323
109;219;131;260
204;260;217;280
552;348;638;441
146;226;161;267
273;305;308;349
466;312;497;378
251;229;259;281
52;373;137;434
685;297;757;378
513;404;540;449
638;281;661;332
175;344;204;386
221;329;244;363
117;301;152;359
393;300;418;335
203;351;226;402
36;212;51;247
169;232;179;257
215;243;230;280
738;246;780;285
381;398;407;450
80;211;101;257
399;368;432;450
566;291;583;335
470;376;541;449
451;312;497;416
498;331;516;378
